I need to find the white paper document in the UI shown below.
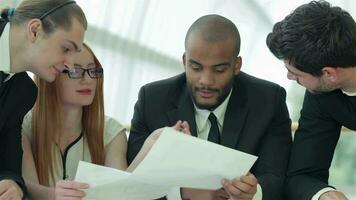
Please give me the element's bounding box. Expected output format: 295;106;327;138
75;127;258;200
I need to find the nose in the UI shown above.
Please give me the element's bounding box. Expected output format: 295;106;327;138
63;54;75;70
199;70;215;86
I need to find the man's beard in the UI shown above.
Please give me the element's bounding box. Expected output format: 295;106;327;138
187;81;233;110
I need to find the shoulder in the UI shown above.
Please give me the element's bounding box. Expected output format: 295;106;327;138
104;116;126;145
7;72;38;111
236;72;286;96
141;73;186;95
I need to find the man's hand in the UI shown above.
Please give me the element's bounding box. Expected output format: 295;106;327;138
222;173;258;200
55;180;89;200
320;191;348;200
0;179;23;200
181;187;229;200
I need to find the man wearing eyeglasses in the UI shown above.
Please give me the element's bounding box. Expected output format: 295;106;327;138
127;14;292;200
266;1;356;200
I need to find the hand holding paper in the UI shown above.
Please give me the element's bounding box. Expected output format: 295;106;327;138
75;127;258;200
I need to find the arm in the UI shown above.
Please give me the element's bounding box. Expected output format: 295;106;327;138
0;124;26;200
22;134;88;200
253;87;292;200
105;130;128;170
22;134;55;200
286;91;342;200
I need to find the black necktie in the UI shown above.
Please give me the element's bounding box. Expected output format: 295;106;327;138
208;113;220;144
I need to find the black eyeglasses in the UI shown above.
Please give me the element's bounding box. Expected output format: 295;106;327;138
63;67;103;79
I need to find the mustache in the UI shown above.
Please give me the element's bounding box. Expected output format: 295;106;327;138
194;86;219;93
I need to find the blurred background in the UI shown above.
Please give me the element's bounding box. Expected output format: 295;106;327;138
1;0;355;198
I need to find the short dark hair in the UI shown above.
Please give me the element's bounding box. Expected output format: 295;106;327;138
266;0;356;76
185;14;241;56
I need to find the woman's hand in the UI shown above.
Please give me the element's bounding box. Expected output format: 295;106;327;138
55;180;89;200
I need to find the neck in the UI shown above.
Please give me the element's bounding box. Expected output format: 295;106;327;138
9;25;29;73
60;105;83;137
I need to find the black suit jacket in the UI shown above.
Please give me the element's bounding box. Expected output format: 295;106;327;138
127;72;292;200
0;72;37;196
286;90;356;200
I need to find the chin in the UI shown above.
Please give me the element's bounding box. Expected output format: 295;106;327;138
195;101;218;110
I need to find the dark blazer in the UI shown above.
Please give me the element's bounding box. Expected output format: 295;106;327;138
286;90;356;200
127;72;292;200
0;72;37;196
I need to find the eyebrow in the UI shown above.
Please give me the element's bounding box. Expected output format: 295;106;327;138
188;59;230;67
74;62;95;68
66;40;81;52
213;62;230;67
188;59;202;66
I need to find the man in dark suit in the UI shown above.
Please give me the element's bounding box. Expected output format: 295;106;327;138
266;1;356;200
128;14;292;200
0;72;37;199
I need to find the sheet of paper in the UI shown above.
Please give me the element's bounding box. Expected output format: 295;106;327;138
75;161;170;200
75;127;258;199
133;127;258;189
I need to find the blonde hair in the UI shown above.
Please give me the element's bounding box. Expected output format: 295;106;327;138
32;43;104;186
2;0;87;34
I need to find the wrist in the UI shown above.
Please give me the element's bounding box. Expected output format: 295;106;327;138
320;191;348;200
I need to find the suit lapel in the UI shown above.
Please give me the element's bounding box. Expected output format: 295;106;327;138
220;75;249;149
166;85;198;137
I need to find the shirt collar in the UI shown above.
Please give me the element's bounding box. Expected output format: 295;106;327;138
194;89;233;132
0;23;15;81
342;90;356;96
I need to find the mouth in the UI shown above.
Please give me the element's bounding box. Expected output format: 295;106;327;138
197;89;217;98
76;89;92;95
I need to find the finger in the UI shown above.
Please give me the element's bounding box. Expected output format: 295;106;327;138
56;180;89;190
239;174;258;187
215;188;229;198
181;121;191;135
56;188;86;198
222;179;243;197
57;197;83;200
172;120;183;131
0;187;21;200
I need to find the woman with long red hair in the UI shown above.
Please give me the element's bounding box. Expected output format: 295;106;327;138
21;43;134;200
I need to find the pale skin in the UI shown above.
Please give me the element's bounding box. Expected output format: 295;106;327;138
9;18;85;81
284;60;356;94
320;191;348;200
0;180;23;200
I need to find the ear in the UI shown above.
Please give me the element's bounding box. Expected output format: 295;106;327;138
26;19;42;42
233;56;242;75
182;52;187;69
322;66;338;82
